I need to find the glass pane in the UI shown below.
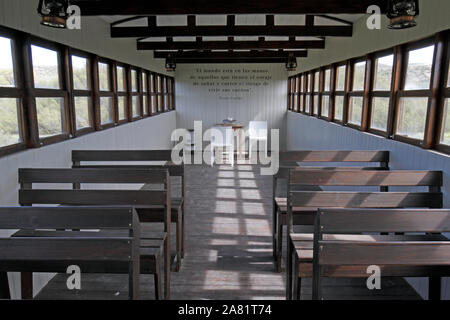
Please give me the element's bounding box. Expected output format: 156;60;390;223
348;96;363;125
447;68;450;87
151;95;157;113
293;95;298;112
324;69;331;91
142;73;147;92
313;95;318;115
150;74;155;93
299;94;303;111
158;95;163;111
31;45;60;89
157;76;162;93
98;62;110;91
131;69;137;92
305;95;310;113
374;54;394;91
35;97;64;137
118;96;127;120
335;95;344;121
117;66;126;92
132;96;140;117
321;95;329;117
371;97;390;131
0;37;16;87
396;97;428;140
404;45;434;90
100;97;113;124
336;65;346;91
74;96;90;129
314;72;319;92
440;99;450;144
307;74;312;92
0;98;20;146
143;95;149;115
72;56;88;90
353;61;366;91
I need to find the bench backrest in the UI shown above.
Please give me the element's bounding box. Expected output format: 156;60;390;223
0;206;140;300
287;169;443;227
312;208;450;299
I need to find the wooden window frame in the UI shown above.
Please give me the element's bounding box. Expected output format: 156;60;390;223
332;62;348;124
96;58;116;130
346;57;368;130
141;70;150;116
115;63;129;124
129;67;142;121
312;69;320;117
319;67;331;120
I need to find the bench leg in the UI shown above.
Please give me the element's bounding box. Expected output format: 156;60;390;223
285;238;293;300
173;210;182;272
275;212;283;273
164;236;171;300
154;256;163;300
429;277;441;300
292;252;299;300
0;272;10;299
21;272;33;300
182;203;186;259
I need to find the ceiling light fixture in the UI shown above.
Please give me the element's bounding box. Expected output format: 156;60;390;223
37;0;70;29
285;53;297;71
165;54;176;72
387;0;419;29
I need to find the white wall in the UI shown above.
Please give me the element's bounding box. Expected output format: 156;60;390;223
287;111;450;299
2;111;176;299
175;64;288;150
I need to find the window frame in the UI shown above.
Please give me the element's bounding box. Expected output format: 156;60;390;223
96;57;116;130
346;57;368;129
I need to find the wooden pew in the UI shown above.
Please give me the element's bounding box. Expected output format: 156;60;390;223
311;208;450;300
18;168;171;300
273;150;389;272
72;150;185;272
286;168;443;299
0;206;140;300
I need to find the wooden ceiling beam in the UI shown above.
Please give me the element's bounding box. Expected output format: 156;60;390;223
154;50;307;59
111;25;352;38
138;39;324;50
73;0;388;15
174;58;289;64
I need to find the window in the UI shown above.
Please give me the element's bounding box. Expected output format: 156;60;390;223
167;77;175;111
71;54;92;132
31;43;67;140
320;68;331;118
142;71;149;115
305;73;312;113
312;71;320;116
370;54;394;132
288;77;294;110
97;60;114;127
395;44;435;141
163;76;169;112
334;64;346;122
156;75;163;113
116;65;128;122
130;68;141;118
347;61;366;126
0;35;24;152
299;74;304;112
150;73;157;114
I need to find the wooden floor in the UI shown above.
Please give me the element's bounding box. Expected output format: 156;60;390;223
35;163;421;300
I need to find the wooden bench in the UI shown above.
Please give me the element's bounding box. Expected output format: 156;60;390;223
72;150;185;272
311;208;450;300
273;150;389;272
18;167;171;299
286;168;443;299
0;206;141;300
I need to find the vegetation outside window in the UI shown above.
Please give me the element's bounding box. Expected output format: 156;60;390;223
347;60;366;126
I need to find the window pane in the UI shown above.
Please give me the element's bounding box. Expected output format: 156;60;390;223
0;37;16;87
321;95;329;117
100;97;113;124
314;72;319;92
131;69;137;92
299;94;303;111
305;95;310;113
151;95;157;113
447;68;450;87
371;97;390;131
336;66;346;91
335;95;344;120
293;95;298;112
142;73;147;92
396;97;428;140
72;56;89;90
74;96;90;129
31;45;60;89
143;95;149;115
324;69;331;91
35;97;64;137
353;61;366;91
374;54;394;91
118;96;127;120
404;45;434;90
132;96;140;117
98;62;110;91
307;74;312;92
348;96;363;125
158;95;163;111
440;99;450;145
313;95;318;115
117;66;126;92
0;98;20;146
